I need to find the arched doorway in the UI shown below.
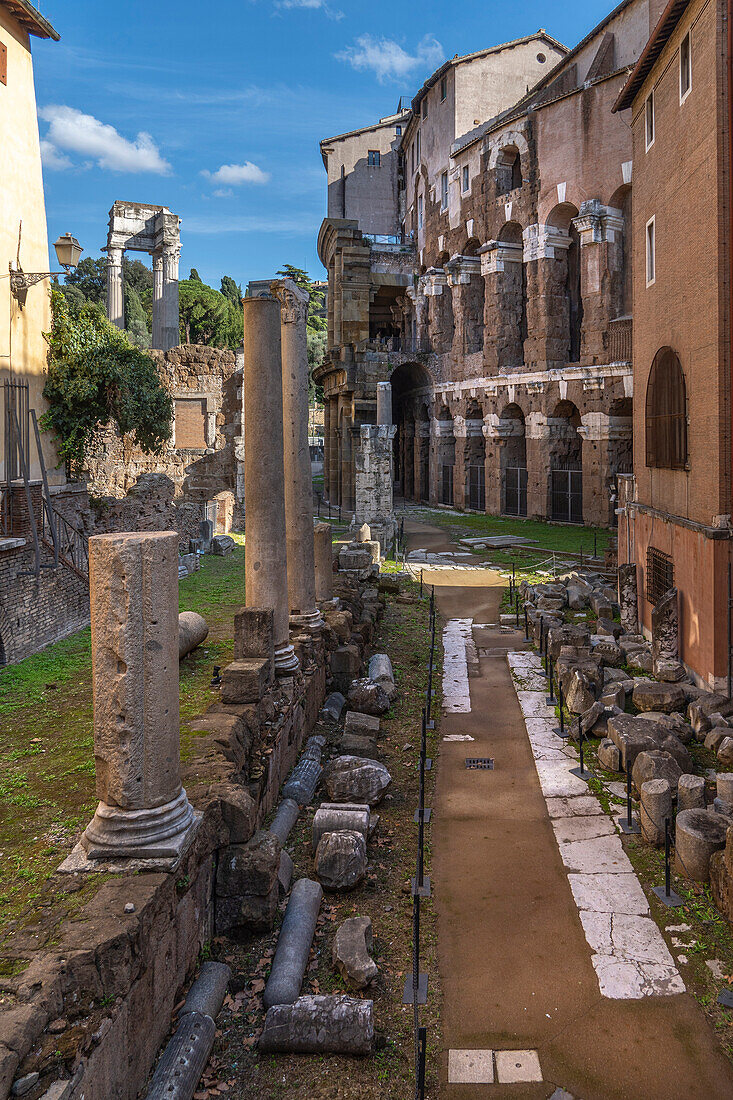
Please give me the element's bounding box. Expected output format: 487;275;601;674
499;403;527;515
549;400;583;522
390;361;433;502
416;402;431;502
436;405;456;505
464;400;485;511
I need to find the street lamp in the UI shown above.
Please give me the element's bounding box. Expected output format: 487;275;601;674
9;231;83;304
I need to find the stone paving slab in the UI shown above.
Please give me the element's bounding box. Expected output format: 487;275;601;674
510;651;685;1000
495;1049;543;1084
442;619;473;714
448;1049;494;1084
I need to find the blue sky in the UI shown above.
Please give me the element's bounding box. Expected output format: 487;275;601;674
33;0;618;290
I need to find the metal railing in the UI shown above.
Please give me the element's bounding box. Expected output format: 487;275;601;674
362;231;415;247
47;507;89;579
608;316;632;363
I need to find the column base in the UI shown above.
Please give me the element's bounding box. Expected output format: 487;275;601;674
289;608;325;633
275;642;300;675
79;787;196;861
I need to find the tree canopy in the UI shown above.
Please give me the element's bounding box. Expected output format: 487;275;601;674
41;287;173;478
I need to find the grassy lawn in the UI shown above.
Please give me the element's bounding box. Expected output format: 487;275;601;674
0;538;249;926
404;505;612;571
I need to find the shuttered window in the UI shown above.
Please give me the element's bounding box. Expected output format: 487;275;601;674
645;347;687;469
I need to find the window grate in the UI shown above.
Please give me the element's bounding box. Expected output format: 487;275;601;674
466;758;494;770
646;546;674;605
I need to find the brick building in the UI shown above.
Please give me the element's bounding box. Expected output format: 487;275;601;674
614;0;733;689
316;1;667;529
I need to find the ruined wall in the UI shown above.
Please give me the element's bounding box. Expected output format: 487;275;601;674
85;344;243;531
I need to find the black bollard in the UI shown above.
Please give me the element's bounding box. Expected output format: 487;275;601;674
515;596;520;629
524;605;529;641
546;663;555;705
420;569;424;598
620;766;640;834
594;530;598;559
652;819;684;907
538;614;544;656
417;1027;427;1100
210;665;222;687
571;719;593;779
555;681;568;738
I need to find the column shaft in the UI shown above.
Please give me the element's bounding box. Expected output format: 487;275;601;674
243;297;298;674
272;278;323;631
152;251;164;350
82;531;194;859
106;248;124;330
162;247;180;351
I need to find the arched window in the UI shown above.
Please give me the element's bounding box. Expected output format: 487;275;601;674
645;347;687;469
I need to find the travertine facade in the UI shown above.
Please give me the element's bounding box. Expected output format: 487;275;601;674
317;4;667;527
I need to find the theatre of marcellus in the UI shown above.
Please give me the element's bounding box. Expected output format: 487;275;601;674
316;1;662;534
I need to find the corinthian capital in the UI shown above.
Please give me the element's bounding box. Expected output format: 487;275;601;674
271;277;309;325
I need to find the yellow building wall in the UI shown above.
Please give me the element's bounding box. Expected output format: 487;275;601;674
0;5;60;485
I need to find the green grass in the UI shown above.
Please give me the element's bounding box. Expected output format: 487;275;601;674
0;537;250;925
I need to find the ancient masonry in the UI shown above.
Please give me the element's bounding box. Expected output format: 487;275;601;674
317;9;642;529
0;281;398;1096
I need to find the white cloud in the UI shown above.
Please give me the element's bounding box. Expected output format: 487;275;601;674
39;105;170;174
335;34;444;83
275;0;343;18
202;162;270;186
40;139;72;170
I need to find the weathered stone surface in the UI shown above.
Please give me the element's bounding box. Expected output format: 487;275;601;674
717;774;733;807
368;653;394;686
333;916;377;989
675;809;729;881
211;534;236;556
632;681;686;714
618;562;638;634
216;831;281;897
547;624;590;660
593;640;624;667
678;773;706;811
607;714;665;772
312;804;370;853
596;618;623;639
209;782;257;844
658;735;693;773
315;830;367;891
259;995;373;1055
566;585;589;611
345;711;380;737
689;694;733;734
264;879;323;1009
282;754;322;806
640;711;695;745
322;756;391;807
220;659;270;704
181;961;232;1021
597;738;621;772
215;883;279;933
331;645;362;694
632;751;683;794
321;692;346;723
705;728;728;753
234;606;275;678
652;588;678;661
178;611;209;659
339;547;373;572
565;668;599;715
600;683;626;709
340;732;378;758
653;658;687;683
626;648;654;673
718;738;733;769
640;779;672;846
314;523;334;603
82;532;195;860
347;679;390;716
580;701;604;735
269;798;300;844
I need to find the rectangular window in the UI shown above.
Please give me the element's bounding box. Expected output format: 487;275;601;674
416;130;421;162
646;547;674;605
646;216;655;286
680;32;691;101
367;150;380;167
396;125;402;136
441;171;449;210
440;76;447;101
418;195;423;230
645;90;655;150
175;398;207;449
462;165;469;192
411;143;415;174
422;97;428;119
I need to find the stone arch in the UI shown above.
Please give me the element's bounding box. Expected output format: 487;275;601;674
390;362;433;502
464;400;485;511
609;184;632;318
546;203;582;363
464;237;481;256
498;403;527;515
487;130;530;170
549;400;583;522
436;404;456;505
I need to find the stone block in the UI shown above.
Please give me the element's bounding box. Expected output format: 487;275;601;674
312;803;370;853
640;779;672;846
215;884;279;933
331;645;362;694
632;750;683;794
209;782;257;844
347;679;390;716
718;738;733;769
675;809;729;881
211;535;236;556
345;711;380;737
216;831;281;897
315;830;367;891
333;916;377;990
678;774;706;811
259;995;373;1055
597;738;621;772
322;756;391;807
632;681;686;714
220;659;270;704
234;607;275;679
340;732;378;758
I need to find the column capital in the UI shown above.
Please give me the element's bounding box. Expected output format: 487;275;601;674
272;277;310;325
480;239;523;275
106;247;124;267
523;224;570;262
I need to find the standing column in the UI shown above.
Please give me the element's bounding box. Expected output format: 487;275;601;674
106;247;124;330
162;246;181;351
243;297;299;675
152;250;164;349
376;381;392;426
328;398;339;503
323;399;331;502
81;532;195;860
272;278;323;633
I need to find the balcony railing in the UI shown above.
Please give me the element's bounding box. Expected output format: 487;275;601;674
362;231;415;248
608;316;632;363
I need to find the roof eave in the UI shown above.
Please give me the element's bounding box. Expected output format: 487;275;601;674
1;0;60;39
613;0;691;111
